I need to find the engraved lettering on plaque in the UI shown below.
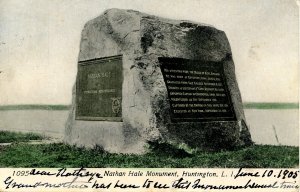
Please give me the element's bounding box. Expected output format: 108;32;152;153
76;55;123;121
159;57;236;122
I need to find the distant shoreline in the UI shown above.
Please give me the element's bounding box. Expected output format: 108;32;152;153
243;102;299;109
0;103;298;110
0;105;70;111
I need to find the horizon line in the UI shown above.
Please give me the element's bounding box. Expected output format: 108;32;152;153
0;102;298;110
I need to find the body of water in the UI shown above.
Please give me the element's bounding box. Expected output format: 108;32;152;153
245;109;298;146
0;109;298;146
0;110;68;140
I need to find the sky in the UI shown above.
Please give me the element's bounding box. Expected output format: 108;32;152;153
0;0;298;105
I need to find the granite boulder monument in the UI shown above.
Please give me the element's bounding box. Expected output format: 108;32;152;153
65;9;252;154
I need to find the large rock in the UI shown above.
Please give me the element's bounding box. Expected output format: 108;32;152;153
65;8;252;154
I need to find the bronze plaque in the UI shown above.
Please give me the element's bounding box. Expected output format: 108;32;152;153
159;57;236;122
76;55;123;121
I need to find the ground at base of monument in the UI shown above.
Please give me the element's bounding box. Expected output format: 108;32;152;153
0;141;298;168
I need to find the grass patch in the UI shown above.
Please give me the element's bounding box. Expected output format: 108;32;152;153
243;102;299;109
0;143;298;168
0;131;44;143
0;105;70;111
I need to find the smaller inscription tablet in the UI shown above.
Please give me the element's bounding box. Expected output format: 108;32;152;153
76;55;123;121
159;57;236;122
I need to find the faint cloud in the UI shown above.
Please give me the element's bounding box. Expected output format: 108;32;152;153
248;44;260;61
0;67;15;82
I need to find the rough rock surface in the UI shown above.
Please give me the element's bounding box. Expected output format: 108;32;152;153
65;9;252;154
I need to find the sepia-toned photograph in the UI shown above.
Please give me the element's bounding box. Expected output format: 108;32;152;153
0;0;298;170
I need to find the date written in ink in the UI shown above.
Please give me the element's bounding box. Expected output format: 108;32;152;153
234;168;299;179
